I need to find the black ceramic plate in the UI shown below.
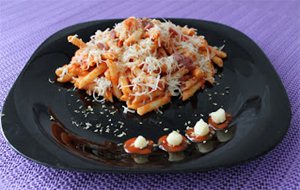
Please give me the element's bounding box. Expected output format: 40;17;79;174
1;19;291;173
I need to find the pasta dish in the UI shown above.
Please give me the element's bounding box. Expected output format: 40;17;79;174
55;17;227;115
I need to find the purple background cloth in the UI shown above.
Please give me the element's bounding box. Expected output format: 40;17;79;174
1;0;299;189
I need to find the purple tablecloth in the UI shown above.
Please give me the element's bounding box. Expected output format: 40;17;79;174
1;0;299;189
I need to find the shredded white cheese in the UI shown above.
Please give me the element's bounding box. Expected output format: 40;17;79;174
92;77;111;102
60;17;225;113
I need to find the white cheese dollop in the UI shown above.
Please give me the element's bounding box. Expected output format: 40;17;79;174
134;136;148;149
166;131;183;146
209;108;226;124
194;119;209;136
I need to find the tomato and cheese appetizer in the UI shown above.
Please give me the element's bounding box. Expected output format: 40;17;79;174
208;108;232;130
158;131;188;153
186;119;212;143
124;135;154;155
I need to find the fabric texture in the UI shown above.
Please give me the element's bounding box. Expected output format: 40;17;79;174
0;0;299;189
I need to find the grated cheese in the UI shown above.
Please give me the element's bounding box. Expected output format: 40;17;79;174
59;17;225;114
92;77;111;102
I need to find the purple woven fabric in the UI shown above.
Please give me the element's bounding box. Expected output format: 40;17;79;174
1;0;300;189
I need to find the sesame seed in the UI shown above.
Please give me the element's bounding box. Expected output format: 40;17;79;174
118;121;124;125
212;102;218;106
87;106;93;111
114;129;119;133
139;122;143;125
117;132;126;137
49;115;55;121
163;128;169;131
187;121;191;124
156;109;163;114
110;110;117;115
85;122;92;127
48;78;55;84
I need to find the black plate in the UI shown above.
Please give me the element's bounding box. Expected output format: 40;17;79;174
1;19;291;173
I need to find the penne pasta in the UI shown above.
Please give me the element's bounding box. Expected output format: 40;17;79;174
67;35;86;48
212;56;223;67
112;83;122;99
119;75;132;98
137;94;171;116
182;81;203;101
78;63;107;89
55;17;227;116
209;46;227;58
104;89;113;102
106;60;119;85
